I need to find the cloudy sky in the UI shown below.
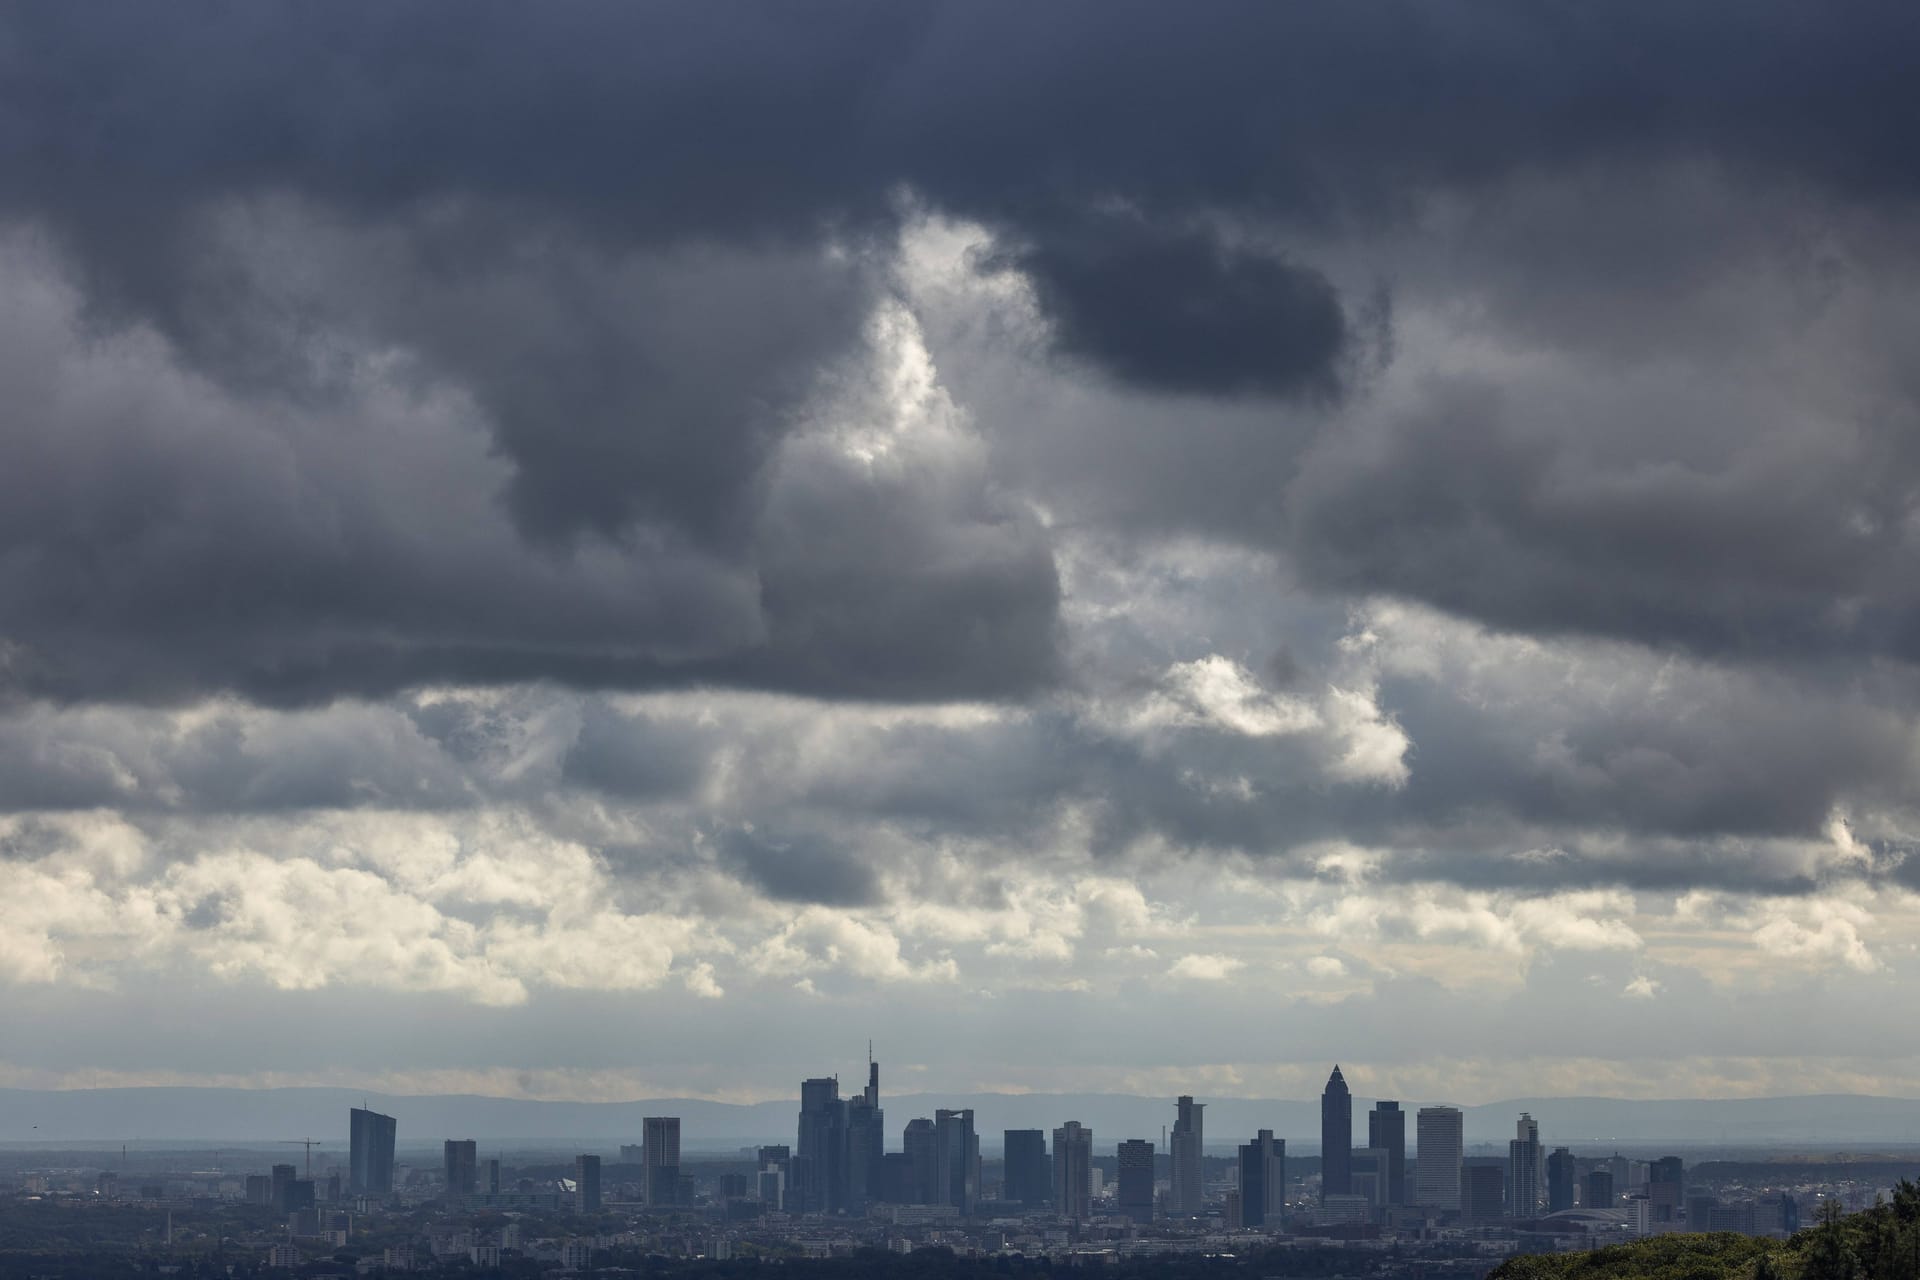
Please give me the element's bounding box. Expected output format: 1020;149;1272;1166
6;2;1920;1107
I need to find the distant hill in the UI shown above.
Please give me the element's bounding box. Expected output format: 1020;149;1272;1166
5;1086;1920;1148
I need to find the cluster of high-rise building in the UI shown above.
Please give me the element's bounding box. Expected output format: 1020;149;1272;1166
254;1062;1794;1241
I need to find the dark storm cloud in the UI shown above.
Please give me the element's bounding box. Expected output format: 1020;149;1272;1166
4;0;1920;707
1004;225;1349;399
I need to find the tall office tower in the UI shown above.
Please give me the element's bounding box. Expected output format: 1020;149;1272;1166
1237;1130;1287;1228
1368;1101;1406;1205
1649;1155;1685;1227
796;1077;846;1213
1003;1130;1051;1209
575;1155;602;1214
643;1116;682;1207
844;1058;884;1214
1170;1096;1205;1212
486;1159;501;1195
1583;1169;1615;1208
934;1108;980;1215
1546;1147;1576;1213
1320;1066;1353;1199
1462;1159;1506;1222
1052;1121;1093;1221
349;1108;396;1196
271;1163;297;1213
1508;1112;1542;1217
1117;1139;1155;1223
903;1119;938;1204
443;1140;478;1197
1414;1106;1463;1210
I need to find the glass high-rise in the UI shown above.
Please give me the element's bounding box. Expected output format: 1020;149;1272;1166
1170;1096;1204;1213
1368;1101;1406;1205
1003;1130;1051;1209
349;1107;396;1196
1415;1105;1463;1210
1320;1066;1352;1200
1117;1138;1155;1223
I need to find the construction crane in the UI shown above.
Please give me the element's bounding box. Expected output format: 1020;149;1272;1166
280;1139;322;1179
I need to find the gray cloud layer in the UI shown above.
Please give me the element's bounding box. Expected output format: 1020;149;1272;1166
6;2;1920;1096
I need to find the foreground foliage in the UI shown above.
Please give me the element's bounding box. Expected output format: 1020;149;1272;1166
1492;1181;1920;1280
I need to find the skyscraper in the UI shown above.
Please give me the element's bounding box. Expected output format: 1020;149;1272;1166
1170;1096;1205;1213
1052;1121;1092;1222
1415;1106;1463;1210
1462;1159;1505;1222
1649;1155;1685;1226
934;1108;979;1215
1237;1130;1286;1228
1547;1147;1576;1213
1584;1169;1615;1208
271;1163;297;1213
575;1154;601;1214
349;1107;396;1196
1117;1139;1155;1223
1508;1112;1541;1217
1003;1130;1051;1209
903;1119;938;1205
844;1058;884;1214
443;1140;478;1197
643;1116;681;1208
1368;1101;1406;1205
1320;1066;1352;1200
796;1077;844;1213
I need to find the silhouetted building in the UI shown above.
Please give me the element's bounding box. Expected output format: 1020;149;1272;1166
1117;1139;1155;1223
1170;1096;1205;1213
444;1140;478;1197
245;1174;271;1206
903;1119;938;1204
1547;1146;1576;1213
844;1059;884;1214
1351;1146;1386;1207
575;1155;601;1214
1463;1158;1506;1223
1415;1106;1463;1210
271;1164;297;1213
1649;1156;1685;1227
757;1145;791;1210
796;1077;844;1213
1321;1066;1353;1199
934;1108;979;1215
1052;1121;1092;1222
349;1107;396;1196
1584;1169;1615;1208
1003;1129;1050;1209
1509;1113;1541;1217
644;1117;681;1207
1238;1130;1286;1228
486;1159;501;1195
1369;1101;1406;1205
